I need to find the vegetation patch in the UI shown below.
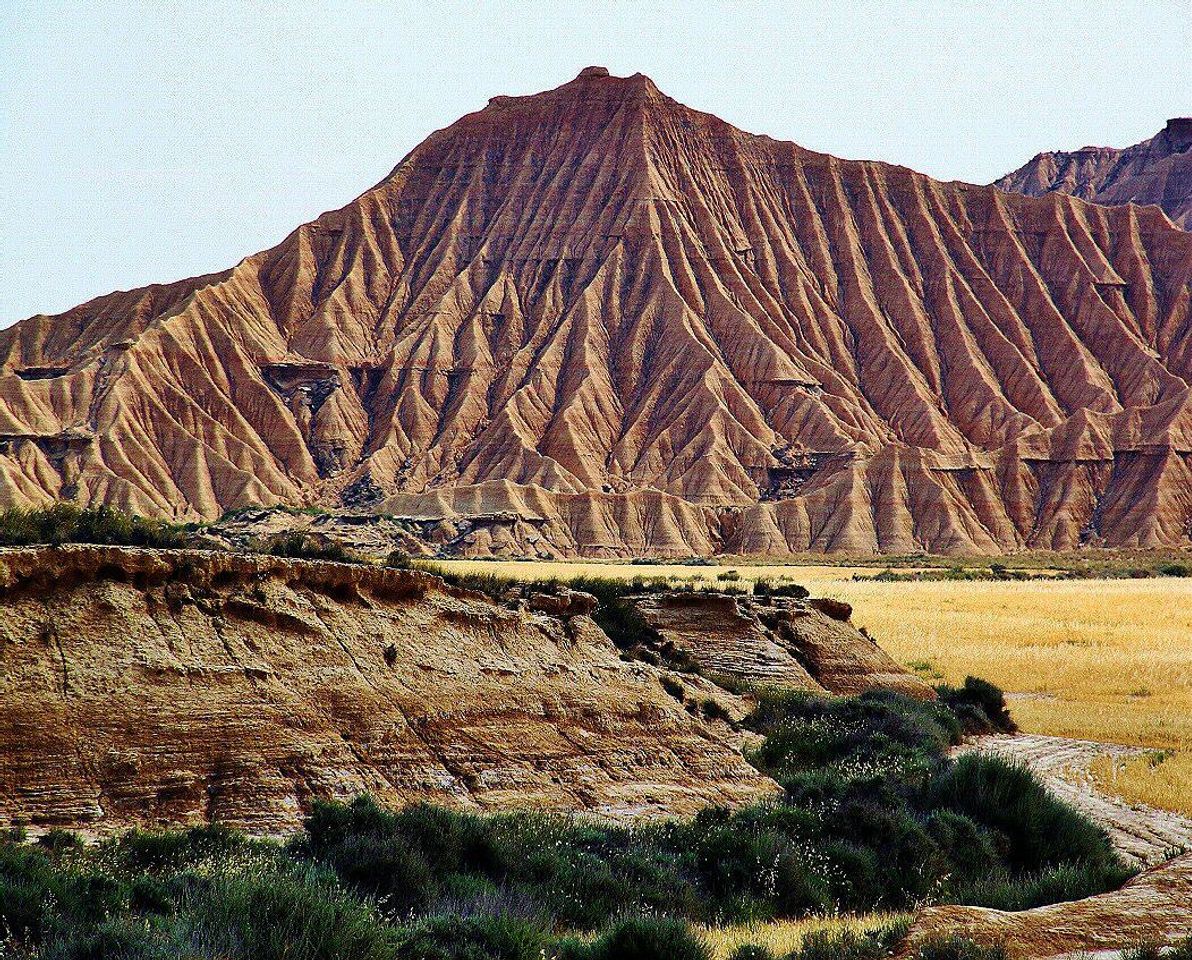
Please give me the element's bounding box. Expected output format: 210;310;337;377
0;680;1130;959
0;504;188;548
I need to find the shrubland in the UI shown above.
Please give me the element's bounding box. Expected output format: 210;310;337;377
0;682;1127;960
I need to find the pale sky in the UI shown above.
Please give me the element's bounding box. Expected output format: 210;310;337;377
2;0;1188;327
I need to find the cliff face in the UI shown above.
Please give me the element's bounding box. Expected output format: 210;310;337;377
4;69;1192;554
0;547;776;833
630;592;933;699
905;853;1192;957
995;118;1192;230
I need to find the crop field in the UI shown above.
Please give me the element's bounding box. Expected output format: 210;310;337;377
436;559;1192;815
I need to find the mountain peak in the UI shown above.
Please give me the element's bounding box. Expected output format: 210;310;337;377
4;77;1192;555
996;118;1192;227
1164;117;1192;150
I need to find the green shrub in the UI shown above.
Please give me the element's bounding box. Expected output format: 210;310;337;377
752;580;809;600
259;532;362;564
927;754;1119;873
912;934;1008;960
396;915;548;960
791;927;901;960
586;917;710;960
0;504;187;548
186;866;397;960
935;677;1016;734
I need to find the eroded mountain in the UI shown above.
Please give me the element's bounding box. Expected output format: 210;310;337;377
3;68;1192;555
995;117;1192;229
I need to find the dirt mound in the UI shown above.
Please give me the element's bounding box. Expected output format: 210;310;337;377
905;853;1192;958
4;70;1192;554
631;591;933;698
0;546;778;833
996;117;1192;228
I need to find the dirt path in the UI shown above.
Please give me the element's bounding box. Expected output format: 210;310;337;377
961;733;1192;867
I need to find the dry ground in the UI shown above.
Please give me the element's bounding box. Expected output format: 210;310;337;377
436;560;1192;816
697;914;909;958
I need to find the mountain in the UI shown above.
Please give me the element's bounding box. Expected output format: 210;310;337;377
995;118;1192;229
2;67;1192;555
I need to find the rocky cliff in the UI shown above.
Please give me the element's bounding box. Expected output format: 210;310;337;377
905;852;1192;957
630;591;932;698
4;69;1192;554
996;117;1192;229
0;546;776;833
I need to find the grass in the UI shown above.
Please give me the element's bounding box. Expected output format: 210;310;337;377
698;915;910;959
433;560;1192;816
1089;750;1192;819
0;504;188;548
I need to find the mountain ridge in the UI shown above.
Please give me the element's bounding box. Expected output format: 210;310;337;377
995;117;1192;229
2;68;1192;555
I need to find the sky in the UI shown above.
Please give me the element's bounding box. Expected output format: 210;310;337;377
1;0;1188;327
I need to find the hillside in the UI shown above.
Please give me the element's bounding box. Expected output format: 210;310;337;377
3;68;1192;555
995;117;1192;229
0;544;934;833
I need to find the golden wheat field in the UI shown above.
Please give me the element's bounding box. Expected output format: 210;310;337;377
436;560;1192;815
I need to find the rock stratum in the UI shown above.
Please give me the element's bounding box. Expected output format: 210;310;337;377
906;853;1192;958
4;68;1192;555
0;545;925;833
996;117;1192;230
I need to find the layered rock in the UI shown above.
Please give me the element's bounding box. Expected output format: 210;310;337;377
0;546;776;833
904;853;1192;958
3;70;1192;554
630;591;934;698
996;117;1192;228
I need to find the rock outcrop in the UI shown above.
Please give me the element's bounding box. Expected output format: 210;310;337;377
904;853;1192;958
630;591;934;698
996;117;1192;229
4;70;1192;554
0;546;777;833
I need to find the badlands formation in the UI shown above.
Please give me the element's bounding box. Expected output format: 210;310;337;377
3;68;1192;556
997;117;1192;229
0;545;928;834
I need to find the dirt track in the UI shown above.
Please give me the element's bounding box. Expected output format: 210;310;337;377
963;734;1192;867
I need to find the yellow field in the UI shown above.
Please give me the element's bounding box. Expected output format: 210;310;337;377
698;914;909;958
437;560;1192;814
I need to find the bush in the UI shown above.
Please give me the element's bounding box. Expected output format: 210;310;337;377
186;867;397;960
0;504;186;548
752;580;809;600
927;754;1119;873
792;927;904;960
258;532;362;564
912;935;1008;960
396;915;548;960
585;917;710;960
935;677;1016;734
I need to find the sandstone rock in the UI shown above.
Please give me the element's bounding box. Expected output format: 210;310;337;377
0;546;776;833
3;71;1192;554
630;591;933;699
996;117;1192;228
903;853;1192;958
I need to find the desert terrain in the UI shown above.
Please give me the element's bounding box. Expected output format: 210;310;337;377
2;45;1192;960
436;558;1192;818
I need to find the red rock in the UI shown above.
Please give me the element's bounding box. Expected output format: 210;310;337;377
996;118;1192;228
3;70;1192;555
